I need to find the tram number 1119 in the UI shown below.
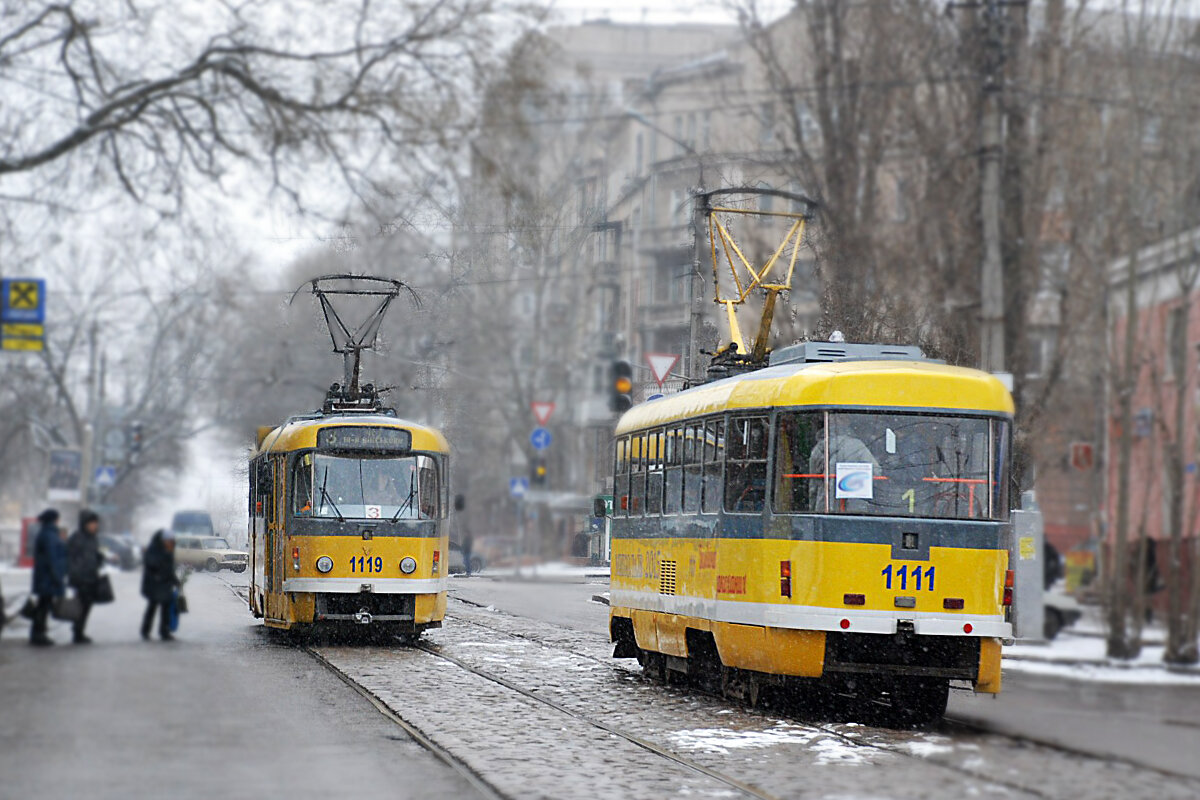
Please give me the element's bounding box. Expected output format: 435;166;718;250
350;556;385;574
881;564;935;591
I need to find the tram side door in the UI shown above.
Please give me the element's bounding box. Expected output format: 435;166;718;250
264;456;286;619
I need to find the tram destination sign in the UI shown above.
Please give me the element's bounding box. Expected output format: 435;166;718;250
317;426;412;453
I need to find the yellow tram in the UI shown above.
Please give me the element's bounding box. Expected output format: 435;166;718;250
607;341;1014;724
249;410;451;635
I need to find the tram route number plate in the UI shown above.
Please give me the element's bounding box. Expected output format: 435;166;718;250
881;563;936;592
318;426;412;452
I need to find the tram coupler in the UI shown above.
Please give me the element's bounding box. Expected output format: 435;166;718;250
355;608;373;625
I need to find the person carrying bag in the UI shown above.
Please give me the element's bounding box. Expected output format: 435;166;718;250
141;529;182;641
66;509;105;644
29;508;67;646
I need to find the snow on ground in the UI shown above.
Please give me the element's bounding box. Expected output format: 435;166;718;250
476;561;610;580
666;723;876;765
1004;631;1200;683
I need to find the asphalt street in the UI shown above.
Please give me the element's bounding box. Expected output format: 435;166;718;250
451;574;1200;781
0;570;482;800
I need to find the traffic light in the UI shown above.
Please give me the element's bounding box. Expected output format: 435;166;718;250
530;456;547;487
610;360;633;413
128;422;143;456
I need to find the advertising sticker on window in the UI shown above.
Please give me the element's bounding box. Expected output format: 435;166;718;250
835;462;874;500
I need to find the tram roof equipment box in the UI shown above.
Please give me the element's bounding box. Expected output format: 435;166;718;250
768;341;931;367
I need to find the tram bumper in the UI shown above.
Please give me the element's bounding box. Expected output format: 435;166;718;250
312;591;416;624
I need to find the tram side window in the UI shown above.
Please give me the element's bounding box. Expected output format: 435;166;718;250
664;426;684;515
992;420;1011;519
773;413;825;513
629;433;646;515
701;418;725;514
646;428;665;515
614;436;631;516
292;453;314;515
418;457;441;519
683;424;702;513
725;416;769;513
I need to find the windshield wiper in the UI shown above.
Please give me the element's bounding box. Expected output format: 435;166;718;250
318;467;346;523
391;471;417;523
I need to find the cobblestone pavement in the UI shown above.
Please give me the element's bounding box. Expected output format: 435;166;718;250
312;595;1200;800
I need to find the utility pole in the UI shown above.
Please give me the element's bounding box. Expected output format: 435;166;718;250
625;110;709;382
950;0;1025;373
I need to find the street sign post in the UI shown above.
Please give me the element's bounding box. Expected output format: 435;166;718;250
47;449;82;502
94;466;117;489
1;278;46;352
646;352;680;388
530;427;552;450
531;401;556;426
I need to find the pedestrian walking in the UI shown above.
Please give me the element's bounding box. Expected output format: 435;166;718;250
66;509;104;644
30;508;66;647
141;529;181;641
462;530;474;577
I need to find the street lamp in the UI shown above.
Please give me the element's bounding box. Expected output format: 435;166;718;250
624;109;708;383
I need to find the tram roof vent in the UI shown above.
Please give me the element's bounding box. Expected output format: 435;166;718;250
768;341;932;367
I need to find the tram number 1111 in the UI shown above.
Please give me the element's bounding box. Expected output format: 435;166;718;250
881;564;935;591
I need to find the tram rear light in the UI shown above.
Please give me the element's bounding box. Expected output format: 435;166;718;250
315;556;333;573
292;546;300;572
943;598;965;610
1002;587;1013;606
780;560;791;598
433;550;440;574
839;619;851;629
400;557;417;575
843;593;865;606
963;623;974;634
1004;569;1014;588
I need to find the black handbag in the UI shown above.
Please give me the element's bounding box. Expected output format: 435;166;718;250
51;594;83;622
18;596;37;620
176;593;188;614
93;574;114;604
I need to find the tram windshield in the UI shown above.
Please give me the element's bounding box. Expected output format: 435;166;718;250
294;453;441;521
775;412;1009;520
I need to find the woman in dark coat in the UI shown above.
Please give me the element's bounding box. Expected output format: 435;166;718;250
67;509;104;644
30;508;66;646
141;529;181;641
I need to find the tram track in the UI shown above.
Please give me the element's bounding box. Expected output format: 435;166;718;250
442;599;1058;799
209;576;1199;798
447;595;1200;791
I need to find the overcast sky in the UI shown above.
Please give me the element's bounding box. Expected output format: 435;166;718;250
545;0;792;25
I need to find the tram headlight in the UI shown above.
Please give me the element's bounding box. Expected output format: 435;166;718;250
399;556;417;575
315;556;334;574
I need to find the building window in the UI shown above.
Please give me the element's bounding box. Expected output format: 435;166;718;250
760;102;776;145
1165;305;1187;380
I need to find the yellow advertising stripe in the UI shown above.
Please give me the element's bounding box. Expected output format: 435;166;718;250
290;534;449;581
611;537;1007;618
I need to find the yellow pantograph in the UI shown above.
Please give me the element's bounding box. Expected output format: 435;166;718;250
706;197;810;364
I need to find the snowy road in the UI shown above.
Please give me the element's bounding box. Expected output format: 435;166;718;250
6;570;1200;799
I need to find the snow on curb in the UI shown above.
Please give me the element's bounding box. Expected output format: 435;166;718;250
1003;632;1200;683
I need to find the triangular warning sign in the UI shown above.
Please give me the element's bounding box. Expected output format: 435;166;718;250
531;401;556;426
646;353;680;387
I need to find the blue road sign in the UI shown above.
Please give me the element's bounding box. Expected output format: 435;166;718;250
1;278;46;324
530;427;552;450
509;477;529;498
94;466;117;489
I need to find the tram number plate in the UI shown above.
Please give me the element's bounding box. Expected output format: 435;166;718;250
350;556;384;573
881;564;935;591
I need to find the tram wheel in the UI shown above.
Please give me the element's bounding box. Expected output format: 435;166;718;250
878;678;949;728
